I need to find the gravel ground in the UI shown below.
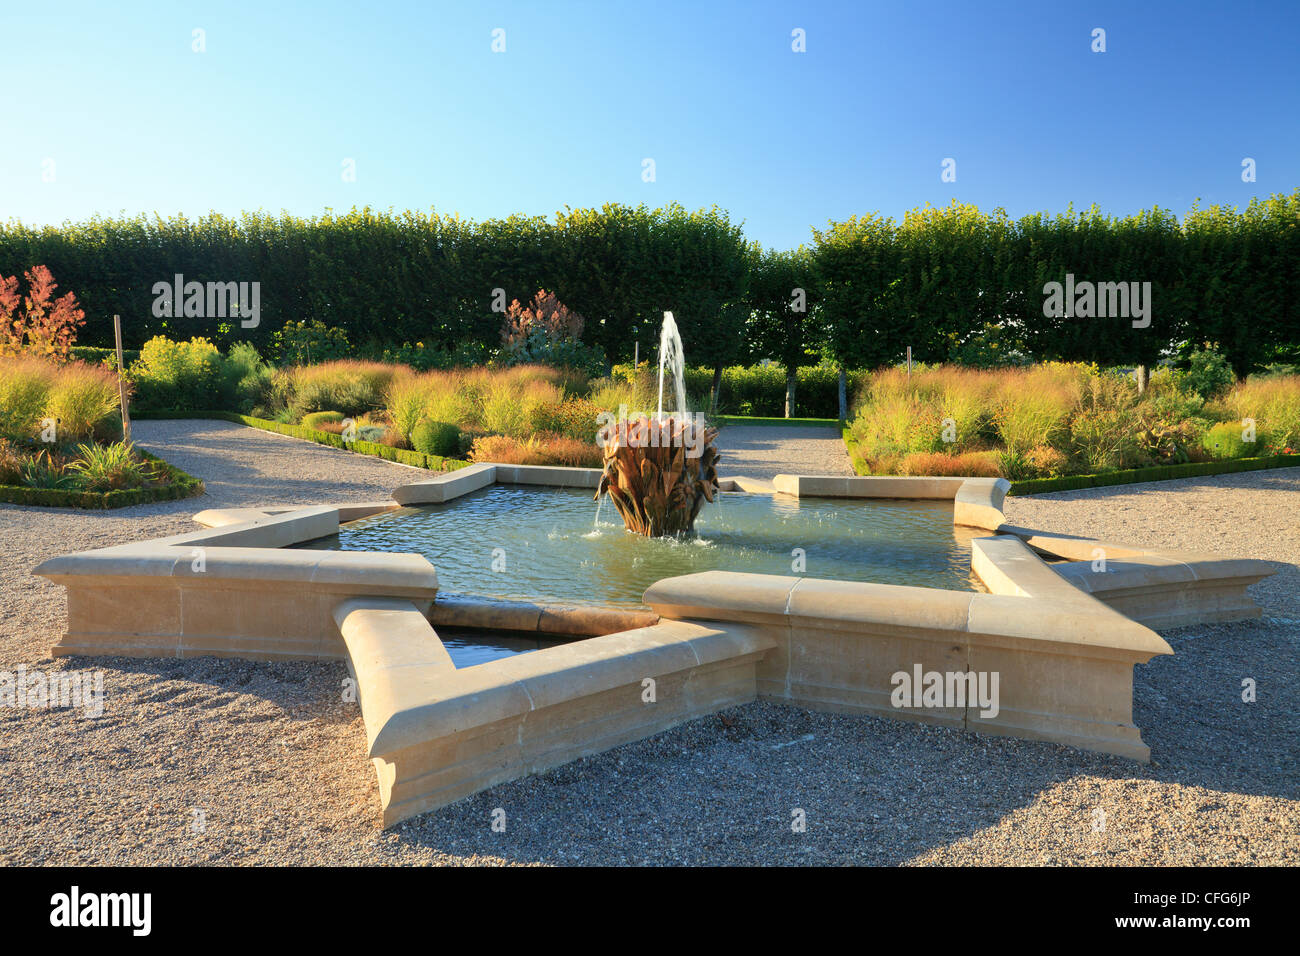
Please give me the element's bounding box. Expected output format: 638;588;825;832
713;424;854;480
0;421;1295;865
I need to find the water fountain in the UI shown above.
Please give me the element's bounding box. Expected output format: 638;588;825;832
595;313;721;536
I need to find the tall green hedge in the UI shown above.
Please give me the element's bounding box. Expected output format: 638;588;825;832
3;192;1297;382
812;192;1300;376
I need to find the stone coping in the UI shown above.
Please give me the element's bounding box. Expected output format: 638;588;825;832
390;465;1011;531
32;460;1276;823
428;592;659;637
643;537;1172;661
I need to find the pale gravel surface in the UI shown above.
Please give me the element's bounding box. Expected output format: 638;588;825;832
713;424;854;480
0;421;1295;866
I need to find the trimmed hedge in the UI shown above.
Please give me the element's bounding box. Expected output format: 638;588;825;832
131;410;473;472
841;429;1300;494
0;449;204;509
70;345;140;366
1006;454;1300;496
842;427;870;475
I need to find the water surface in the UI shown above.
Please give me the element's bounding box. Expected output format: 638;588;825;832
300;485;981;608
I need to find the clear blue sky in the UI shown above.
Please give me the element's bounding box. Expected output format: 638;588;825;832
2;0;1296;249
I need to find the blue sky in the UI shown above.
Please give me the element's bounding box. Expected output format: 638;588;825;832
2;0;1296;249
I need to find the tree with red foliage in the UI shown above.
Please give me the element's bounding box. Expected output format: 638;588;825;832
0;265;86;361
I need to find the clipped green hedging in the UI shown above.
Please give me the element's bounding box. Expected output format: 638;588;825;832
0;450;204;509
131;410;472;472
1006;454;1300;496
841;428;1300;492
70;345;140;366
843;427;870;475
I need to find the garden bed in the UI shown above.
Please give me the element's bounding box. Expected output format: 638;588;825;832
131;410;474;472
0;448;204;509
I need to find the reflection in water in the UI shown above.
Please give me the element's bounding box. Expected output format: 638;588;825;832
434;626;574;668
299;485;982;609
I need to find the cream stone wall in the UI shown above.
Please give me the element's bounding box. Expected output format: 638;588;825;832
33;464;1277;826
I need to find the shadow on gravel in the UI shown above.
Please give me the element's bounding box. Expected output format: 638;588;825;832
42;597;1296;865
377;620;1296;865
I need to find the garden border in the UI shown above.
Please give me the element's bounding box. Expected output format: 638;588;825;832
131;410;474;473
841;428;1300;495
0;449;204;510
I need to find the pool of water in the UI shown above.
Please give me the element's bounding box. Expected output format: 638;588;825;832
299;485;982;608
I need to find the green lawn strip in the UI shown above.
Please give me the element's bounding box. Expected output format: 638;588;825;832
131;410;472;473
713;414;843;428
0;449;204;510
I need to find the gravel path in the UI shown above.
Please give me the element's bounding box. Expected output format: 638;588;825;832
713;424;854;480
0;422;1295;865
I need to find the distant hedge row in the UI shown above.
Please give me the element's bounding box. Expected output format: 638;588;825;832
3;193;1297;376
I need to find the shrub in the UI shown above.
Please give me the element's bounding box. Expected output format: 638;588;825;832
301;410;345;429
1201;421;1259;459
1175;345;1236;400
223;341;274;412
129;336;224;410
1026;445;1069;477
550;398;604;442
497;290;605;375
0;265;85;360
270;320;351;366
411;420;462;458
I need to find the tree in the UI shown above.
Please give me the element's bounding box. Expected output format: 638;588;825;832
746;245;822;415
0;265;86;360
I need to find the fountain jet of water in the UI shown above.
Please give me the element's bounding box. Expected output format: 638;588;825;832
657;311;687;420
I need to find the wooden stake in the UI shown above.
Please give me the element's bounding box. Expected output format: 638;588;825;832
113;314;131;444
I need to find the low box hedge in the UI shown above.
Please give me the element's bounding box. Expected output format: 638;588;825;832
131;410;473;473
842;431;1300;494
0;450;204;510
1006;454;1300;496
